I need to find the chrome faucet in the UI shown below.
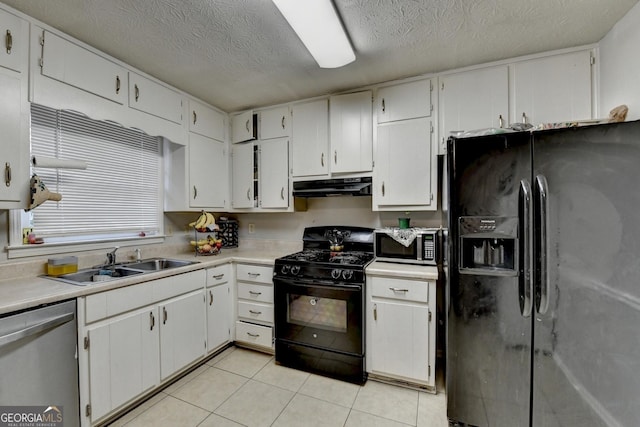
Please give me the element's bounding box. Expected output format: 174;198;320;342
106;247;119;266
134;248;142;261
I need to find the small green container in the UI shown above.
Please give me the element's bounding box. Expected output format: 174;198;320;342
398;217;410;229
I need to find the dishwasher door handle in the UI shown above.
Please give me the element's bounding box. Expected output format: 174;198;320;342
0;312;74;348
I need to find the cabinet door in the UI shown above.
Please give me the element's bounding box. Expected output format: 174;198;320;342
330;91;373;174
291;99;329;177
377;79;432;123
159;290;206;380
370;300;430;383
206;283;230;352
128;72;183;124
41;30;127;105
374;118;434;209
260;138;289;208
439;65;508;149
0;10;26;73
189;133;226;209
0;68;25;204
189;99;225;141
260;106;290;140
231;110;255;143
87;308;159;422
512;50;593;125
231;142;255;208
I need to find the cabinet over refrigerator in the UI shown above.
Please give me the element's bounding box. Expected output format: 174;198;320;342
447;120;640;426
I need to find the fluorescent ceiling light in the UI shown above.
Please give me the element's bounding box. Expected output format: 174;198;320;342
273;0;355;68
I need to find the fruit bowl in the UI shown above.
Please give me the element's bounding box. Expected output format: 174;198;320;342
196;245;220;256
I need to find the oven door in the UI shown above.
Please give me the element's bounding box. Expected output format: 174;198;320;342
274;277;363;355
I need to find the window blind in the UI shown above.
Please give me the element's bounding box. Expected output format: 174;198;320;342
30;104;162;239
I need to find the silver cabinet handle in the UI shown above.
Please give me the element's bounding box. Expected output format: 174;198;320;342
381;98;386;113
150;311;155;330
248;290;262;295
389;287;409;292
116;75;121;94
247;332;260;337
4;162;11;187
134;84;140;102
213;274;224;280
280;187;285;200
522;112;527;124
209;290;214;305
193;110;197;125
0;312;73;348
246;188;251;200
249;310;262;315
334;150;337;164
321;152;325;167
5;29;12;54
373;304;377;321
535;174;550;315
499;114;504;128
281;115;285;129
163;306;168;324
519;179;533;318
248;272;261;277
381;181;385;197
245;119;250;133
193;185;198;199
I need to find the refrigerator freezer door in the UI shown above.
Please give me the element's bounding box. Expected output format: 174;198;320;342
447;132;533;426
532;121;640;427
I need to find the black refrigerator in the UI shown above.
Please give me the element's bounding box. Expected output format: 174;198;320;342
446;120;640;427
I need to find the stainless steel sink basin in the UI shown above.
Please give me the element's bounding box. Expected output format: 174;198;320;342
120;258;198;271
55;267;144;285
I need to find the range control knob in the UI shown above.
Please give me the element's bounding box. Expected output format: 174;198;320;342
290;265;301;276
280;265;291;275
342;270;354;281
331;269;342;279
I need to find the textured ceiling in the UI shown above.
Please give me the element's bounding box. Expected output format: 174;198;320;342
1;0;638;112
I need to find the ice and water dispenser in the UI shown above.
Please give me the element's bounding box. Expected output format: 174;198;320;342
459;216;518;276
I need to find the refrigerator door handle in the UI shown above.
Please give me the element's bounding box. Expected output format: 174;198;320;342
535;174;550;315
519;179;533;318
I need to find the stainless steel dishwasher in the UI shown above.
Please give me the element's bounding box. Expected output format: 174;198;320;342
0;299;79;427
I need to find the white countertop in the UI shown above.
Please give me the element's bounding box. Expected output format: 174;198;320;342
366;260;440;281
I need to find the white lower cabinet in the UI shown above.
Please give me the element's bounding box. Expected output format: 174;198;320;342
366;265;437;389
206;264;232;353
78;270;207;425
235;263;274;351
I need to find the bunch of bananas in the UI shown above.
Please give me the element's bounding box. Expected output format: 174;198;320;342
189;211;216;231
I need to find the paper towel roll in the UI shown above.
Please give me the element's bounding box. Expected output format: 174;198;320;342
32;156;87;170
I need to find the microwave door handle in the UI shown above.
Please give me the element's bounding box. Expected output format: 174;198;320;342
518;179;533;318
535;174;550;315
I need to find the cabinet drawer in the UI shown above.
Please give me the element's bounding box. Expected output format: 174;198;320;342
370;276;429;303
206;263;231;286
237;282;273;304
235;321;272;348
238;301;273;324
236;264;273;284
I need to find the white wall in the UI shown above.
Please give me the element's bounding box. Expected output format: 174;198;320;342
599;1;640;121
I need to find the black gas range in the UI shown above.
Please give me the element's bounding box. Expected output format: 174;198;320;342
273;226;374;384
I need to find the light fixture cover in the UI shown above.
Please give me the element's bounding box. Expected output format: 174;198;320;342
273;0;355;68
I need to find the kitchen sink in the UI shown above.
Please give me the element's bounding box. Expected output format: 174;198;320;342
120;258;198;271
49;258;199;286
55;267;145;285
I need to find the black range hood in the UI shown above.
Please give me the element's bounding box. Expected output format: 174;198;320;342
293;177;372;198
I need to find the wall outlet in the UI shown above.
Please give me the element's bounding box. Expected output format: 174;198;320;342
248;223;255;234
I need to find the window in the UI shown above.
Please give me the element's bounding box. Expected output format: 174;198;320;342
22;104;162;245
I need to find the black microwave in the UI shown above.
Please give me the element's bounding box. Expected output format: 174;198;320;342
374;228;441;265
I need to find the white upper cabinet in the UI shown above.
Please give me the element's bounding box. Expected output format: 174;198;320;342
291;99;329;178
189;99;225;141
260;106;290;140
439;65;508;153
231;110;257;143
329;91;373;174
511;50;593;125
259;137;289;209
189;133;227;209
377;79;432;123
0;9;25;73
231;142;255;208
128;72;183;124
40;30;127;105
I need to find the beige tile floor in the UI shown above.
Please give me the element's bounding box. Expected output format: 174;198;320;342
108;346;448;427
